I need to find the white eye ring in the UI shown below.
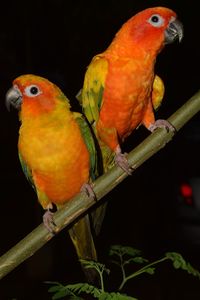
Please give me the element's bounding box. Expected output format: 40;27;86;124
24;85;42;97
148;14;164;27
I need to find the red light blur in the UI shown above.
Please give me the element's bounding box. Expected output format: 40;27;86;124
180;184;193;198
180;183;193;205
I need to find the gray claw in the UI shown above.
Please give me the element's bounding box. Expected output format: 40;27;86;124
43;210;57;234
148;119;176;133
115;152;133;175
81;183;96;200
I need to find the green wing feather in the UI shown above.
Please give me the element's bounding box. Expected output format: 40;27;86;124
18;152;35;191
79;55;108;125
73;112;99;180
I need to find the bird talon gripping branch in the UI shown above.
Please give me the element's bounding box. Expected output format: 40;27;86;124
81;183;96;200
114;148;133;175
43;210;57;234
148;119;176;133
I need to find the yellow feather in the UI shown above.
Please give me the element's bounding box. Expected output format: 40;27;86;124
152;75;165;111
82;55;108;123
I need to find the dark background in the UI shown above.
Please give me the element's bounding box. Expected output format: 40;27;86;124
1;0;200;299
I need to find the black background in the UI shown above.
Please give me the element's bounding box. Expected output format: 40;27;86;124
1;0;200;299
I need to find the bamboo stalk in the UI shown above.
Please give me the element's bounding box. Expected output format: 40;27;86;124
0;90;200;280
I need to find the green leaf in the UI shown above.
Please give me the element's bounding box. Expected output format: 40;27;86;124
52;287;73;299
128;257;149;264
66;283;101;298
166;252;186;269
173;260;181;269
79;259;110;275
80;259;102;268
166;252;200;279
48;285;63;293
99;292;137;300
46;281;101;299
109;245;141;258
45;281;65;293
145;267;155;275
45;281;61;284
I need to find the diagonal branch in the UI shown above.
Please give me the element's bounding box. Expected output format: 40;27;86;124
0;90;200;280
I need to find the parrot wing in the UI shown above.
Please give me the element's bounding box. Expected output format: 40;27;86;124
73;112;99;180
78;55;108;125
77;56;115;236
152;75;165;111
78;55;115;172
18;152;35;191
73;111;105;235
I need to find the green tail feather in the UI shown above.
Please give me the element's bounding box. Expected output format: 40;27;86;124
68;215;99;283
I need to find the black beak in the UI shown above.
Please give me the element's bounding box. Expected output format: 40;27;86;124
164;18;184;44
5;86;22;111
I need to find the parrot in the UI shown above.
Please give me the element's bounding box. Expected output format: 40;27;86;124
5;74;99;282
79;6;184;174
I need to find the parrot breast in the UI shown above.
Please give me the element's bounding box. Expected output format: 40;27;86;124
97;55;155;149
18;110;90;206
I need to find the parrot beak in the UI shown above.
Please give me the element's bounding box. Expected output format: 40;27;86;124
164;18;184;44
5;86;22;111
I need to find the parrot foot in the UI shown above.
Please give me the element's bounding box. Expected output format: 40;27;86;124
81;183;96;200
43;208;57;234
115;146;133;175
148;119;176;133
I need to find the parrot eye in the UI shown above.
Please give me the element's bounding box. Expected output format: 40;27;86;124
148;14;164;27
24;85;42;97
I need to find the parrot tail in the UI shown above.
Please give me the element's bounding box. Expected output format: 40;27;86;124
91;202;108;236
68;214;99;284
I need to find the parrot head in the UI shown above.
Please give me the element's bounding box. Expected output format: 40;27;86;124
5;74;69;116
113;7;183;54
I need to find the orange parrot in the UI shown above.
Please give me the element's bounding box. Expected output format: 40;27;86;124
80;7;184;174
6;74;99;281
